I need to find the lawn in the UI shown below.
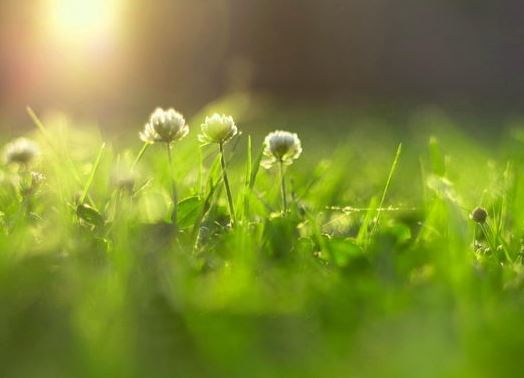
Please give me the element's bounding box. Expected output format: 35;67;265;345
1;95;524;378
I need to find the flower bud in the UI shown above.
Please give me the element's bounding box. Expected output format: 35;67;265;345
21;171;46;196
30;171;45;187
470;207;488;224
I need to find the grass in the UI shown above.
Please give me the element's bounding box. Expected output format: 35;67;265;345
1;96;524;378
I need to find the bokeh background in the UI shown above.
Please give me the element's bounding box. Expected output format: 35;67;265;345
1;0;524;129
3;3;524;378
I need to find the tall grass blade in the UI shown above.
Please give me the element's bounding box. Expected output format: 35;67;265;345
80;142;106;205
370;143;402;236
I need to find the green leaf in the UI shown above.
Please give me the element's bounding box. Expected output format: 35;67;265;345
428;136;445;176
76;204;104;227
263;214;299;259
249;144;264;190
325;237;364;268
177;196;203;229
388;223;412;244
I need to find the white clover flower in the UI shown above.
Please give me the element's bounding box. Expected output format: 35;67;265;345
261;130;302;169
140;108;189;144
3;137;40;166
198;113;238;145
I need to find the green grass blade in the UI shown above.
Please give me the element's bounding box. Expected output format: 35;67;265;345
27;106;97;207
240;136;253;220
249;143;263;190
428;136;445;176
132;142;149;169
79;142;106;205
369;143;402;237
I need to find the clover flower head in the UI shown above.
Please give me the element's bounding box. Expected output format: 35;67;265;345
198;113;238;145
470;207;488;224
3;137;40;166
140;108;189;144
261;130;302;169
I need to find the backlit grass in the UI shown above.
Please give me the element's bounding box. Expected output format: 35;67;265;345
1;97;524;378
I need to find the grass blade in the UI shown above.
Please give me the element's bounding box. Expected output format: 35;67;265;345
79;142;106;204
370;143;402;236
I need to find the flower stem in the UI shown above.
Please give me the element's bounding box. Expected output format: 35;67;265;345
166;144;178;226
279;161;287;214
219;142;236;226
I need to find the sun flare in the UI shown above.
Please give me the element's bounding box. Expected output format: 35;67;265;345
46;0;122;44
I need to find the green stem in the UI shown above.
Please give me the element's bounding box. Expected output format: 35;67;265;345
219;143;236;226
166;144;178;226
279;161;287;214
132;142;149;170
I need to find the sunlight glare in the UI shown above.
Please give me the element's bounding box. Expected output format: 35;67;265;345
46;0;122;44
